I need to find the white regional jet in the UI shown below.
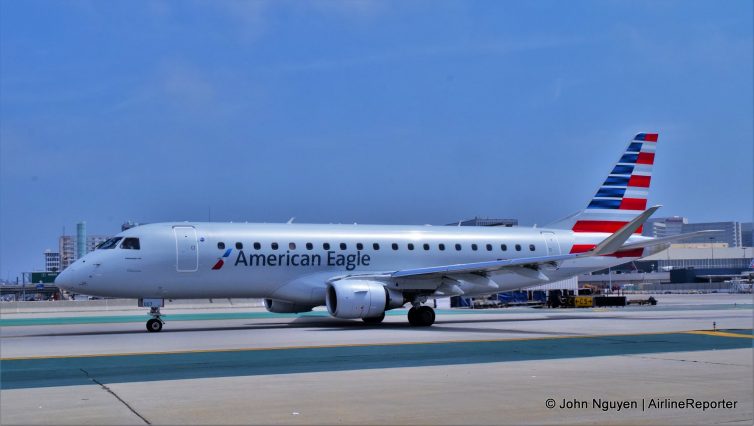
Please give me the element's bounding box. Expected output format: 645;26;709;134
55;133;712;332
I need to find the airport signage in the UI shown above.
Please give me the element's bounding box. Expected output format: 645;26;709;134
30;272;58;284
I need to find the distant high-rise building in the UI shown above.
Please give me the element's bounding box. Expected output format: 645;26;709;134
76;222;87;259
681;221;742;247
59;235;75;270
643;216;687;238
742;222;753;247
44;250;61;272
643;217;744;247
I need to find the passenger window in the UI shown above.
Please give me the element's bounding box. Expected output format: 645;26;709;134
529;244;536;251
121;238;140;250
340;243;347;250
407;243;414;251
306;242;313;250
357;243;364;250
455;244;462;251
515;244;522;251
373;243;380;250
323;243;331;250
439;244;445;251
289;242;296;250
253;242;261;250
486;244;492;251
501;244;508;251
217;242;225;250
235;242;243;250
392;243;399;250
271;242;279;250
98;237;122;250
471;244;478;251
423;243;430;251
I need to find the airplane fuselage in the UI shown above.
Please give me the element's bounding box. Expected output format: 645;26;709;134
58;222;646;305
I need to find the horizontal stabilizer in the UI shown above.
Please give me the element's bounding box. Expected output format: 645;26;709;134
619;230;723;251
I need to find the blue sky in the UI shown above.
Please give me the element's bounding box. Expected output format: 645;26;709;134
1;0;752;279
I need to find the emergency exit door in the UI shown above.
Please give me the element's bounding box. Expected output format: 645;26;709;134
174;226;198;272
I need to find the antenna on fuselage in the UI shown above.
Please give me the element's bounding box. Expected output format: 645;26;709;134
287;217;295;224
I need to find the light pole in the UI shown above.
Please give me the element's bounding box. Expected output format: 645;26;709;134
708;237;715;286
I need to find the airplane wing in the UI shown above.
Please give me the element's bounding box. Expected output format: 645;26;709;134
391;253;581;278
390;206;660;280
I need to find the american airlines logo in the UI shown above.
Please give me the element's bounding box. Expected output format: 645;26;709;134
211;248;233;270
212;247;371;271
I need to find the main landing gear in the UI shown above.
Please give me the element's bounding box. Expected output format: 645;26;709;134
408;305;435;327
360;305;436;326
146;306;164;332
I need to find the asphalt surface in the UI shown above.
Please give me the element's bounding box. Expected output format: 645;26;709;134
1;294;752;425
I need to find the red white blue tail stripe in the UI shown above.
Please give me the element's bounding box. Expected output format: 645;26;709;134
572;133;658;234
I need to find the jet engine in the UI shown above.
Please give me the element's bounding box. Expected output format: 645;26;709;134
263;299;314;314
326;280;404;319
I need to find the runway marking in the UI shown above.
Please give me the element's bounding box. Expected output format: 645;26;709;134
685;330;754;339
2;329;750;361
2;329;752;390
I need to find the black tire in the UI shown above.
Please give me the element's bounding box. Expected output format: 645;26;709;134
416;306;435;326
407;307;419;326
146;318;163;332
363;313;386;324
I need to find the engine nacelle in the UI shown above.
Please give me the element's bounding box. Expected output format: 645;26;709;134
264;299;314;314
326;280;404;319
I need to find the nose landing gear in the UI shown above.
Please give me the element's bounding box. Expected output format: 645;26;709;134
139;298;165;332
146;306;164;332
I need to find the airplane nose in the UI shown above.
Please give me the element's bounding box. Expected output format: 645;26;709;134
54;267;78;291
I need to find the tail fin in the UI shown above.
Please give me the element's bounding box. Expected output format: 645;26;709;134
551;132;658;234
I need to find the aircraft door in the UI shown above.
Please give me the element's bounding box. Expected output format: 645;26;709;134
174;226;198;272
541;231;561;256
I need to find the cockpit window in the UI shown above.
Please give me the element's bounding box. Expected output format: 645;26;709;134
121;238;140;250
97;237;122;250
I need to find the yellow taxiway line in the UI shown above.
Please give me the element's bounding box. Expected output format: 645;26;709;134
684;330;754;339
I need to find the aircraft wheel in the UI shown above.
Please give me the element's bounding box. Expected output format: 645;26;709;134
408;306;434;326
362;313;385;324
146;318;163;332
416;306;435;326
407;307;419;326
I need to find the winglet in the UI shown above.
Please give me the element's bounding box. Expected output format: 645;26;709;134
591;205;661;255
